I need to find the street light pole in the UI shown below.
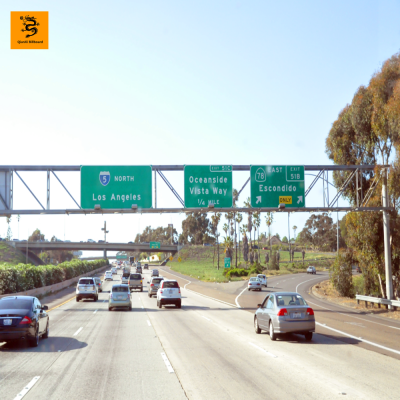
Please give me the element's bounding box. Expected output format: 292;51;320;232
101;221;109;260
288;213;291;262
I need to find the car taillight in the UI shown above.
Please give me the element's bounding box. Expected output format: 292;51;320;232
160;290;163;294
257;283;260;285
150;284;154;287
140;281;142;283
277;308;288;316
19;316;32;325
307;308;314;316
110;294;113;299
178;289;181;293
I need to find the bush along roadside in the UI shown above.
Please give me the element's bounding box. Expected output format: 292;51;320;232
0;259;108;295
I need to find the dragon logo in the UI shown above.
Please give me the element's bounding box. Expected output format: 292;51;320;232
20;15;39;38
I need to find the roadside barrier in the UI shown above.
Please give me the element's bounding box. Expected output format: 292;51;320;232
355;294;400;310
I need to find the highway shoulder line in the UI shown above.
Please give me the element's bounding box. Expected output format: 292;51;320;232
13;376;40;400
235;287;248;308
185;287;238;308
73;327;83;336
316;322;400;356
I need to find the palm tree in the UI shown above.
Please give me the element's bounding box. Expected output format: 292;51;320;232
292;225;297;241
223;223;229;239
236;213;243;262
211;212;222;269
265;212;274;266
244;197;252;248
233;188;239;267
253;212;261;259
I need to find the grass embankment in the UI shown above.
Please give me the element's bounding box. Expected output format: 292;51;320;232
0;242;26;264
167;245;334;282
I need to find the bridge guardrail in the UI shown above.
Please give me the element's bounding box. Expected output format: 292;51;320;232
356;294;400;309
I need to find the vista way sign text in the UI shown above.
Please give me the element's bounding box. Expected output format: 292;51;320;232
184;165;233;208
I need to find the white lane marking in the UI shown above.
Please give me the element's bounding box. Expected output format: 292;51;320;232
73;327;83;336
185;287;237;308
235;287;248;308
141;306;144;309
307;299;400;331
296;276;323;292
201;315;211;322
158;268;192;289
249;342;277;358
316;322;400;356
147;320;151;326
161;352;175;373
93;310;98;314
13;376;40;400
103;300;106;303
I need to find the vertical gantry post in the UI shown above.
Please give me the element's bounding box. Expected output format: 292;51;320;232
154;169;157;208
10;170;13;210
356;169;359;208
382;172;393;308
47;170;50;210
322;171;325;207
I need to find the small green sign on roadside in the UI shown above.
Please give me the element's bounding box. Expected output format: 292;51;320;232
224;257;231;268
184;165;233;208
149;241;161;249
80;165;152;209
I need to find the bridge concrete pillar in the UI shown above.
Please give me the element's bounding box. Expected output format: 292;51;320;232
104;249;107;260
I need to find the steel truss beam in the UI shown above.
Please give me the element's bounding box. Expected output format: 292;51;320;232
0;206;392;216
156;170;184;206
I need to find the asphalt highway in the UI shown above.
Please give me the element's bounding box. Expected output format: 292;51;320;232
1;268;399;399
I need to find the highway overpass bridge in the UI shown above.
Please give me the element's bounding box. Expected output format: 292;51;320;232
8;241;181;258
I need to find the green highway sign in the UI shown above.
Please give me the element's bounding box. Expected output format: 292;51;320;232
250;165;305;208
149;241;160;249
184;165;233;208
80;165;152;209
224;257;231;268
116;253;128;260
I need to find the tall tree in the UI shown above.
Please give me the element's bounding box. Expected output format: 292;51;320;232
180;212;213;245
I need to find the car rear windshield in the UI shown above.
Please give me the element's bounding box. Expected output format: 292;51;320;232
249;277;258;281
79;279;94;285
162;281;179;288
152;279;162;284
130;274;141;279
0;299;33;310
112;286;129;292
122;273;130;278
258;275;266;278
276;295;307;306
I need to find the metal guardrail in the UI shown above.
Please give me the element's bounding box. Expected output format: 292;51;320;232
356;294;400;308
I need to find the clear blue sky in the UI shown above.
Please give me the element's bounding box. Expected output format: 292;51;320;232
1;1;400;254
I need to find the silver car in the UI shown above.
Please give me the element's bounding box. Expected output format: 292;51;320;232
93;277;103;292
147;276;164;298
108;284;132;311
248;277;262;291
254;292;315;341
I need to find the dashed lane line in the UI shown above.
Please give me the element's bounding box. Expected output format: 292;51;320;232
161;352;175;373
13;376;40;400
249;342;277;358
147;320;151;327
73;327;83;336
201;315;211;322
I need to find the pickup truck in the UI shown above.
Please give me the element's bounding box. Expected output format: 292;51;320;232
129;273;143;292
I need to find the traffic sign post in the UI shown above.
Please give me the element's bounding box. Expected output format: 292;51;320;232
80;165;152;209
149;242;160;249
169;256;173;261
184;165;233;208
250;165;305;208
224;257;231;268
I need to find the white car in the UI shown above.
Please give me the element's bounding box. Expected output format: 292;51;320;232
157;279;181;308
248;277;262;291
105;271;113;281
257;274;267;287
76;277;98;302
111;267;117;274
307;266;316;275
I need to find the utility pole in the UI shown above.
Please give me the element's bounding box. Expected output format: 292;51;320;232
382;173;393;308
288;213;291;262
168;224;173;245
101;221;109;260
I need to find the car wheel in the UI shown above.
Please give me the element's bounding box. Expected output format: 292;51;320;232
158;301;162;309
43;321;49;339
248;288;250;291
129;306;132;311
176;302;181;309
305;332;313;341
29;326;39;347
148;293;151;298
254;317;261;334
108;307;112;311
269;321;276;341
140;288;143;292
76;297;80;302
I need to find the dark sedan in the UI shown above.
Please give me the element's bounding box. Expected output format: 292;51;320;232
0;296;49;347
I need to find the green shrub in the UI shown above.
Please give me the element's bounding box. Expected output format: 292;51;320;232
225;268;249;278
330;251;354;298
0;259;107;295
